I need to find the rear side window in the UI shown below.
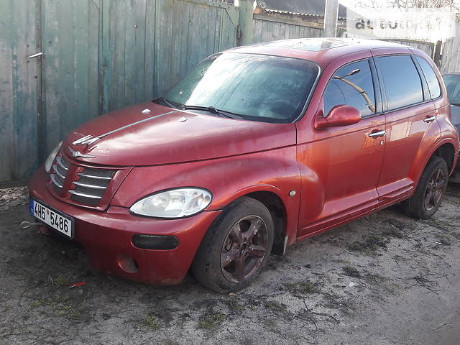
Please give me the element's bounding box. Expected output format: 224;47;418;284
324;59;376;117
375;55;423;110
415;56;441;99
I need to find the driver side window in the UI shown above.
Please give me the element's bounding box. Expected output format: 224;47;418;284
324;59;376;117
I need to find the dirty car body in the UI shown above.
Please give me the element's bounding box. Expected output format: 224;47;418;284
29;39;459;292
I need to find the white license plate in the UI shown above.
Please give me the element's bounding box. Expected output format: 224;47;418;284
30;199;74;238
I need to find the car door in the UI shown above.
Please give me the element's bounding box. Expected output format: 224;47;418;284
373;54;441;203
296;57;386;237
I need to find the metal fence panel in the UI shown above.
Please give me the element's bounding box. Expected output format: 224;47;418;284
102;0;238;113
0;0;39;181
41;0;101;156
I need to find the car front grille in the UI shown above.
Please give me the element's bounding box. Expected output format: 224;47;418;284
50;155;117;207
69;168;115;206
51;156;71;192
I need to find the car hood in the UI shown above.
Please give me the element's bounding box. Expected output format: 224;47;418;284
63;102;296;166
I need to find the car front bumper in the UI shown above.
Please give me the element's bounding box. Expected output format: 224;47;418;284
28;167;221;285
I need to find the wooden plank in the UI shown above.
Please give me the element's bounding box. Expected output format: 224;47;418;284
88;0;102;117
0;0;39;182
254;13;323;29
41;0;71;152
253;16;324;43
144;0;157;101
441;36;460;73
41;0;99;154
110;0;128;110
101;0;112;114
100;0;237;106
0;0;15;181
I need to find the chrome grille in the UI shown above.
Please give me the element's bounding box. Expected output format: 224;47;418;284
51;156;71;192
69;168;115;206
49;155;117;207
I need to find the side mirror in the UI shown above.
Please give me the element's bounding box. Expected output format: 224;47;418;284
314;105;361;129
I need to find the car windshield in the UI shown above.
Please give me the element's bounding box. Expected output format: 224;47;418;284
163;53;319;122
443;74;460;105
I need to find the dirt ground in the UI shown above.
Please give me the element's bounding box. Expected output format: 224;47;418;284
1;184;459;345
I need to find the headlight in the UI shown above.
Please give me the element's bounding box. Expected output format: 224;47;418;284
130;188;212;218
44;141;63;173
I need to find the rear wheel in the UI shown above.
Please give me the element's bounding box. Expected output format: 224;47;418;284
402;156;448;219
192;197;274;293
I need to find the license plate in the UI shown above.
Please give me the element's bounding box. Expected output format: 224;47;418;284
30;199;74;238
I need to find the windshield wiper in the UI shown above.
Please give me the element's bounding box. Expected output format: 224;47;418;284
182;105;243;119
152;97;180;109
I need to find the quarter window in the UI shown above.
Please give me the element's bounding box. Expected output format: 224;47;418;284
375;55;423;110
415;56;441;99
324;60;376;117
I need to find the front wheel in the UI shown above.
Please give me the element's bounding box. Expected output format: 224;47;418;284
402;156;449;219
192;197;274;293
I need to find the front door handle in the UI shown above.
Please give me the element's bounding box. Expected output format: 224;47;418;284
423;115;436;123
368;130;386;138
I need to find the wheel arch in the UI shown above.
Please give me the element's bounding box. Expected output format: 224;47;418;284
411;139;457;185
205;190;291;256
245;191;288;255
431;143;456;173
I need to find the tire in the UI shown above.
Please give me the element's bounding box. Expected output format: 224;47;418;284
192;197;274;293
402;156;449;219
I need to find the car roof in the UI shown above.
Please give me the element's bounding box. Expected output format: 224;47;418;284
227;38;417;68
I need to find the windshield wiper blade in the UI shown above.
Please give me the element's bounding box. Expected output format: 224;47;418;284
182;105;243;119
152;97;180;109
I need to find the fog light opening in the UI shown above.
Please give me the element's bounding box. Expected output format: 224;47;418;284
132;234;179;250
117;254;139;273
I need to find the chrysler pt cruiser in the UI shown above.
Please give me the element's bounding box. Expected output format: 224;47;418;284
29;39;459;292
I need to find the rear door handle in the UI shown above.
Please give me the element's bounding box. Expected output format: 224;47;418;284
423;115;436;123
368;130;386;138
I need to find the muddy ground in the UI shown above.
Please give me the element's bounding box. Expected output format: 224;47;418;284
0;185;459;345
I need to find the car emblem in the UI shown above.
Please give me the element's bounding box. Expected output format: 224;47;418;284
68;146;95;159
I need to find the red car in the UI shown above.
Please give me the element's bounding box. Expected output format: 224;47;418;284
29;38;459;292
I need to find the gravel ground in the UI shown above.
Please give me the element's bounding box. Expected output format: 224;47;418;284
0;184;459;345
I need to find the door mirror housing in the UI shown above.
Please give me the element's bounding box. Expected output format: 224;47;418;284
314;105;361;129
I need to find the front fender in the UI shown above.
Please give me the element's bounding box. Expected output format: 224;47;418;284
111;146;302;241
